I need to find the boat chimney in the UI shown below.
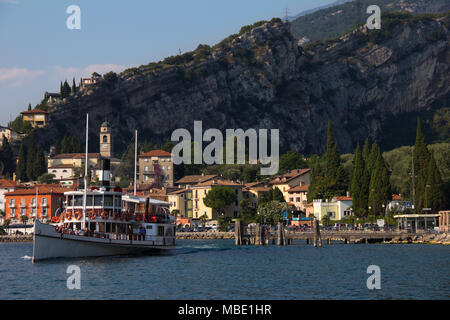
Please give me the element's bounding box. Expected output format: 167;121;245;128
98;158;111;187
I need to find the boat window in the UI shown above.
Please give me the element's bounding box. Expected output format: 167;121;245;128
158;226;164;236
86;196;93;206
104;195;113;207
94;195;103;206
74;196;83;206
146;225;152;229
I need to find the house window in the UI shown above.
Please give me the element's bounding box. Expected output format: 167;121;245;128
42;208;48;216
31;198;36;206
20;208;26;216
289;198;294;202
20;198;25;207
103;135;108;143
41;198;48;206
233;211;238;218
9;198;15;207
31;208;36;217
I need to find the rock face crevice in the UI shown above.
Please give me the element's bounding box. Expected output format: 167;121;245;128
38;14;449;155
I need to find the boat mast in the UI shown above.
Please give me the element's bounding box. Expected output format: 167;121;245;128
134;130;137;196
82;113;89;229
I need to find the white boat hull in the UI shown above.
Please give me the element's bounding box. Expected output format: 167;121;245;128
32;220;175;262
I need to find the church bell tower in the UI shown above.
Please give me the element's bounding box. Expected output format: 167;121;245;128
100;120;113;158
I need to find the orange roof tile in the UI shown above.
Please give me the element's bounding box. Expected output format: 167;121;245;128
335;196;352;201
0;179;18;188
270;169;310;185
50;153;101;159
392;194;402;201
20;109;48;115
139;150;172;158
287;184;310;193
175;174;218;184
5;184;75;196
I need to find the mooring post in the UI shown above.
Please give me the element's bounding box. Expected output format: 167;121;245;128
235;220;242;246
255;223;261;245
276;222;282;246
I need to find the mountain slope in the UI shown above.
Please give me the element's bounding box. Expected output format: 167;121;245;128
34;12;450;157
291;0;450;42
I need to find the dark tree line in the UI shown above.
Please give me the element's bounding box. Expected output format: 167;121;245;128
16;133;46;182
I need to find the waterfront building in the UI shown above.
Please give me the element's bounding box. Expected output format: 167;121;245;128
388;194;406;212
312;195;353;224
47;152;101;186
286;184;309;212
0;179;23;224
175;174;218;188
20;109;48;128
270;169;310;201
438;211;449;232
394;214;440;232
168;188;193;218
243;182;271;209
191;177;244;220
4;185;73;224
138;150;173;187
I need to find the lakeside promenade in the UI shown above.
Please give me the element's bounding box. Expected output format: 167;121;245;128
2;231;449;244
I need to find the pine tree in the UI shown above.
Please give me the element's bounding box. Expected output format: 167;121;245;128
350;144;369;217
16;142;27;182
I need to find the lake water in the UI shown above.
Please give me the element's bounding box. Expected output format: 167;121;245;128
0;240;448;300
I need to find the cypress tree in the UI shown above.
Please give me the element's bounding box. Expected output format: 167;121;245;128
413;117;431;212
272;187;285;202
32;147;46;180
362;138;371;163
424;153;443;211
368;154;392;216
27;103;32;111
0;136;14;178
72;77;76;95
350;144;369;217
26;134;36;181
60;81;63;96
16;142;27;181
367;142;380;175
325;121;341;179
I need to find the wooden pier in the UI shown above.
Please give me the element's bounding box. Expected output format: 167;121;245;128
234;220;407;246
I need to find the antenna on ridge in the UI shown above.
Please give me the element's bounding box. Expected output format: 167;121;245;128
284;8;289;23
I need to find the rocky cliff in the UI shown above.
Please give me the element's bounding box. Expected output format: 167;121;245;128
37;12;449;156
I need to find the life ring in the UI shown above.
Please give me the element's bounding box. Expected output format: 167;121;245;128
101;211;109;220
89;211;97;220
74;211;82;220
65;212;72;220
52;216;60;223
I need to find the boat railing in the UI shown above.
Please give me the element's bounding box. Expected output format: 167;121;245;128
55;227;172;244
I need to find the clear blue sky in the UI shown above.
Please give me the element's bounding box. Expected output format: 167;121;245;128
0;0;336;126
